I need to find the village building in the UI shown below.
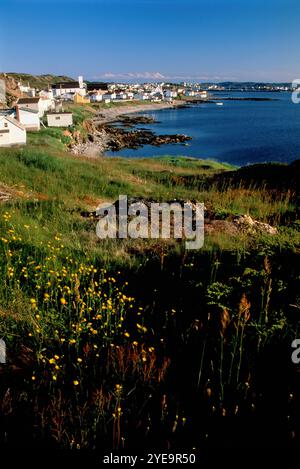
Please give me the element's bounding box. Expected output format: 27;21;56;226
199;90;208;99
16;97;52;117
57;93;74;101
52;76;86;98
39;89;54;100
40;97;55;114
46;111;73;128
16;97;41;114
0;109;15;118
184;90;196;97
102;92;117;101
151;92;163;102
18;82;31;94
115;92;128;100
86;82;108;93
164;89;178;99
89;91;105;102
134;92;151;100
0;115;26;147
16;106;40;131
74;93;90;104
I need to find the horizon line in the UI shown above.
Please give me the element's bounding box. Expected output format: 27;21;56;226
1;71;295;85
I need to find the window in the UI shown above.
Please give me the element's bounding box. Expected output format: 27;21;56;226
4;123;8;127
55;116;60;120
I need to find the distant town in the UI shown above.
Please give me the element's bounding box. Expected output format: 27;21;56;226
0;73;294;148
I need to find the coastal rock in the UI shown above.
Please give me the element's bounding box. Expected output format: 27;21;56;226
81;198;278;238
0;183;18;203
233;214;278;234
102;125;192;151
118;115;158;126
71;127;109;157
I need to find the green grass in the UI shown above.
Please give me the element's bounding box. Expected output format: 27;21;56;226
0;136;300;449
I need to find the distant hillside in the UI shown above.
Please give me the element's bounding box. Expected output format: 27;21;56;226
1;73;75;89
0;72;75;107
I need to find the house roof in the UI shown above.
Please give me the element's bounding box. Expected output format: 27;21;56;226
0;115;26;130
52;82;80;89
17;97;40;104
86;82;108;91
46;112;73;116
0;108;15;116
17;106;39;114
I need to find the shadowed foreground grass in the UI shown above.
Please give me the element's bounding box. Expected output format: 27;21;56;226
0;144;299;449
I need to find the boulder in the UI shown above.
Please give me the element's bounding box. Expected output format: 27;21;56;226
233;214;278;235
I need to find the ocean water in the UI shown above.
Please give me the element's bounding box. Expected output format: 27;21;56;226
106;92;300;166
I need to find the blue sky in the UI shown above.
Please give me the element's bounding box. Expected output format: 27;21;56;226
1;0;300;82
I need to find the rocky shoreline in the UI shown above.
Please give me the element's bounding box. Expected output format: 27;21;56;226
71;101;192;157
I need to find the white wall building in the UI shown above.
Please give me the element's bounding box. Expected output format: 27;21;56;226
199;90;208;99
164;89;178;99
134;93;150;100
39;97;55;114
16;97;46;117
47;112;73;127
18;83;31;93
102;92;117;100
52;76;86;98
0;115;26;146
184;90;196;97
39;89;54;100
18;82;35;95
115;93;128;100
16;106;40;131
90;93;103;102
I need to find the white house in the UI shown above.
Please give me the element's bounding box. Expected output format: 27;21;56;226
46;112;73;127
0;109;15;118
16;97;45;117
164;89;178;99
16;106;40;131
39;89;54;100
151;92;163;102
0;115;26;147
40;97;54;114
90;92;103;102
134;92;150;101
115;93;128;100
52;76;86;98
102;92;117;101
58;93;74;101
184;90;196;97
199;90;208;99
18;82;31;93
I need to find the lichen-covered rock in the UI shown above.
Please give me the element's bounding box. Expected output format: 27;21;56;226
233;214;278;234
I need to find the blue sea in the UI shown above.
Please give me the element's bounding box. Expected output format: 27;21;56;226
106;92;300;166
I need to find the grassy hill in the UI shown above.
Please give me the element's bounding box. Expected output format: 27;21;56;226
0;131;299;449
0;72;75;106
1;72;76;89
